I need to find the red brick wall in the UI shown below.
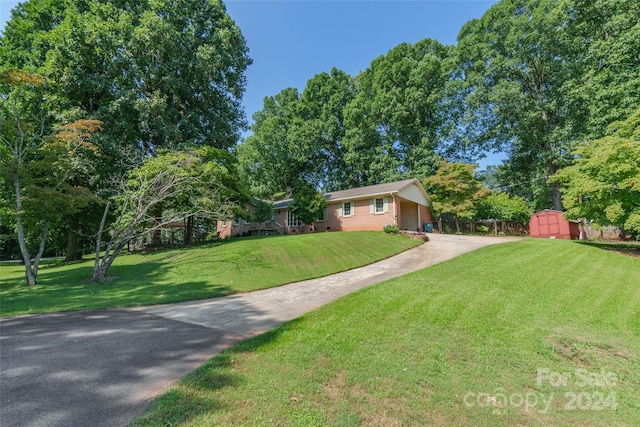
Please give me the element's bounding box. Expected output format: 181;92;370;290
220;197;431;237
217;221;232;239
216;202;256;239
421;204;431;224
217;220;252;239
330;199;395;231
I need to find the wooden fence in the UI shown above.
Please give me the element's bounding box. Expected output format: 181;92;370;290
431;220;626;240
583;224;622;241
431;219;528;235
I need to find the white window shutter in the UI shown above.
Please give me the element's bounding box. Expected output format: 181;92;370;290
339;203;343;217
370;198;375;214
383;197;389;213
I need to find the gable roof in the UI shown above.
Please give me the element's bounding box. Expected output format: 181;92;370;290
325;178;424;202
271;178;430;209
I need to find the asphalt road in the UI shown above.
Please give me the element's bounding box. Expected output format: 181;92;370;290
0;234;518;427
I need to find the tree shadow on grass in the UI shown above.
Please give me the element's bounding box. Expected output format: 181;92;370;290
132;318;304;426
576;241;640;258
1;259;237;315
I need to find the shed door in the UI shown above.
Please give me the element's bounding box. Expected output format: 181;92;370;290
539;213;560;236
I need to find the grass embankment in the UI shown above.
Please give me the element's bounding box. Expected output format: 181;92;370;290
0;232;419;316
132;238;640;426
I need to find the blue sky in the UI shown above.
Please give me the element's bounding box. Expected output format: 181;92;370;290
1;0;502;167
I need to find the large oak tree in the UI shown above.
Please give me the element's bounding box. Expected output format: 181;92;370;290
1;0;251;263
456;0;589;211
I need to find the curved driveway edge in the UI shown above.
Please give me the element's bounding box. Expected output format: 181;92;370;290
0;234;518;427
137;233;519;336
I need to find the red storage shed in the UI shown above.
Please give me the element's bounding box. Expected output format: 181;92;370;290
529;210;580;240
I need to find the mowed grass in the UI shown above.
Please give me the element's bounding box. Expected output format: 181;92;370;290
132;238;640;426
0;232;419;316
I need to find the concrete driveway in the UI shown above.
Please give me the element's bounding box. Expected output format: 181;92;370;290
0;234;518;427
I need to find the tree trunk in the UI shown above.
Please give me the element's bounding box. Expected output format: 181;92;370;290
94;264;108;282
15;216;36;286
551;180;563;211
31;223;49;282
13;172;37;285
185;215;194;245
455;217;461;233
540;107;563;211
64;218;83;262
94;253;118;282
93;201;132;281
94;201;110;281
149;204;163;246
542;134;563;211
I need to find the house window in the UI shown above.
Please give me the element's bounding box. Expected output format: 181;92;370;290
343;202;352;216
317;207;328;222
286;210;301;227
375;198;384;213
370;197;388;214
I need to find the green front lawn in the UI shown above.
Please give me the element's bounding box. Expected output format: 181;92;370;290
0;232;420;316
132;238;640;426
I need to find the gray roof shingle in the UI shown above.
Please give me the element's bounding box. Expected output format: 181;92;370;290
271;178;424;208
325;178;419;202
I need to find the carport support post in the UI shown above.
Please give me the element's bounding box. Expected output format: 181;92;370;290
391;194;397;227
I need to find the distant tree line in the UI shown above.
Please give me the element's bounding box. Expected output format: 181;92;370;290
239;0;638;223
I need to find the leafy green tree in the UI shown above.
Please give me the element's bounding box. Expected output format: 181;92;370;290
455;0;639;210
238;87;306;198
298;68;357;190
423;161;489;232
476;192;533;223
0;0;66;69
344;38;456;185
573;0;640;138
478;162;556;212
32;120;103;261
455;0;589;211
0;70;51;285
1;0;252;154
0;70;101;283
176;147;247;245
288;183;327;233
240;39;455;197
251;199;275;236
2;0;252;257
93;149;238;281
239;68;357;197
553;109;640;237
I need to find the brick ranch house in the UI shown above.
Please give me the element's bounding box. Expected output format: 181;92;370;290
217;178;432;239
